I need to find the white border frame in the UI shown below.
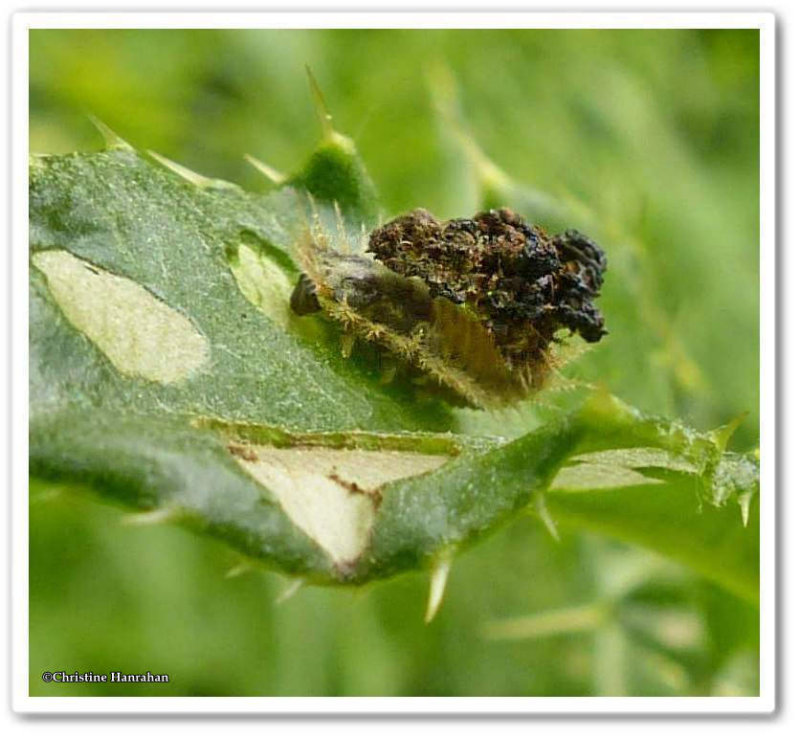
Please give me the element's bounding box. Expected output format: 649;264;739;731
10;11;776;715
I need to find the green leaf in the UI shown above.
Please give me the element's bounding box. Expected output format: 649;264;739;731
29;128;758;606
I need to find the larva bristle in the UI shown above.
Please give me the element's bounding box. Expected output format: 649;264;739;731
333;201;349;253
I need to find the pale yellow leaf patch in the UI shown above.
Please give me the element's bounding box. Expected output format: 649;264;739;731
550;447;697;491
228;244;294;329
550;463;663;491
33;250;209;384
231;446;448;565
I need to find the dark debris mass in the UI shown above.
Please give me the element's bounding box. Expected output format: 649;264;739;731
367;208;607;366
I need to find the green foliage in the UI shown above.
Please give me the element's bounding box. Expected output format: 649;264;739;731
28;28;760;697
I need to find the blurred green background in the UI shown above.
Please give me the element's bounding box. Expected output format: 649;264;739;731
29;28;760;697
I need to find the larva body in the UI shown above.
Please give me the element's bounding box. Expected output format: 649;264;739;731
291;208;607;408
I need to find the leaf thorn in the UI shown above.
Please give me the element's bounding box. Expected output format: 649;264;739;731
425;552;454;624
711;412;748;451
88;115;134;152
224;560;254;579
147;150;239;191
306;65;334;139
426;64;511;195
739;491;754;527
275;577;304;604
121;506;181;526
482;602;606;641
244;154;287;185
536;492;560;542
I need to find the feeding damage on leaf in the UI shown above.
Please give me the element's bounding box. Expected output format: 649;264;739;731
290;207;607;408
32;249;210;384
226;441;450;570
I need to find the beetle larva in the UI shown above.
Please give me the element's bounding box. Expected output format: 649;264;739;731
291;207;607;409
